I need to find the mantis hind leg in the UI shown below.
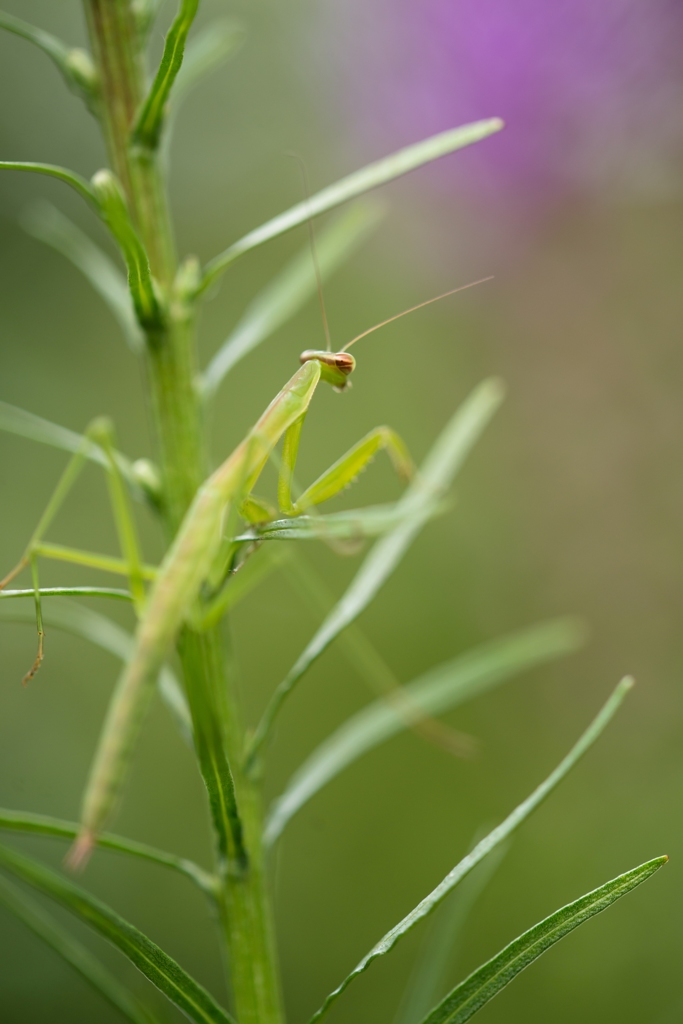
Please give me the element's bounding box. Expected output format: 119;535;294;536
278;420;415;516
0;445;89;681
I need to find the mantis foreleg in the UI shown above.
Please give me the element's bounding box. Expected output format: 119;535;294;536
278;421;414;516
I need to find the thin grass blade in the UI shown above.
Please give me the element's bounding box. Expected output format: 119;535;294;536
264;617;585;845
0;842;235;1024
0;13;97;105
201;202;384;398
395;838;509;1024
0;11;70;67
0;586;132;601
0;597;192;747
0;873;160;1024
199;119;503;294
306;677;634;1024
0;808;214;896
133;0;200;150
418;856;667;1024
0;161;96;207
246;378;504;770
0;400;137;488
22;201;143;352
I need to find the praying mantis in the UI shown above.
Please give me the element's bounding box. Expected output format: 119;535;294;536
0;280;487;868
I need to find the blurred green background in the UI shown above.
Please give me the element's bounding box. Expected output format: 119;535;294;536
1;1;682;1022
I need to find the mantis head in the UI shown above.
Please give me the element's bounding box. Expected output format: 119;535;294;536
299;350;356;390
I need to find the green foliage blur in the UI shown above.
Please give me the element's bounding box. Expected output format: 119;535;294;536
0;2;681;1022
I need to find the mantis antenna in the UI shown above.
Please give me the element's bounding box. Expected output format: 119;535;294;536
341;276;494;351
287;151;333;352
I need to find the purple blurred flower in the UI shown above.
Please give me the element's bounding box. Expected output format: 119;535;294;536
318;0;683;204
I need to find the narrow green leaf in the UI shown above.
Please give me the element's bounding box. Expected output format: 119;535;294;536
0;598;192;748
90;170;163;331
0;161;97;208
418;856;667;1024
0;399;137;488
264;618;585;846
246;378;504;771
132;0;200;150
174;18;245;101
0;873;159;1024
22;201;143;353
0;11;98;107
198;119;504;294
306;678;634;1024
395;839;509;1024
201;202;384;399
0;587;132;601
0;842;236;1024
0;808;214;896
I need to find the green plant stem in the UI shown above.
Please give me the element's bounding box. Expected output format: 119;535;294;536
144;303;207;529
82;0;174;284
177;626;284;1024
217;780;284;1024
81;6;285;1023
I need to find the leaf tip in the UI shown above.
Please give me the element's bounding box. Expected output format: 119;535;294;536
481;376;507;407
618;674;636;694
552;615;589;651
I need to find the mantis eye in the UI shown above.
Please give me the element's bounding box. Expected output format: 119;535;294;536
332;352;355;375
